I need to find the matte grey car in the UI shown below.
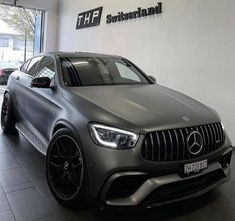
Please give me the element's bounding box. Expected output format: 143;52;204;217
1;52;232;208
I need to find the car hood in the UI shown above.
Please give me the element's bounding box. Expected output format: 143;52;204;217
64;84;220;132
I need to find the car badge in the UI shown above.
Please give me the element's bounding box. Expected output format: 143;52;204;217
183;116;190;121
187;131;203;155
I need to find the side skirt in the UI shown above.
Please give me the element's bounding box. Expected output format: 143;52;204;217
16;122;47;155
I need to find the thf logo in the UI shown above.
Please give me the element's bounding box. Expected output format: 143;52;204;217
76;7;103;30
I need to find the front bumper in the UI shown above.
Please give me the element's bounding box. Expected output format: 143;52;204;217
99;147;232;207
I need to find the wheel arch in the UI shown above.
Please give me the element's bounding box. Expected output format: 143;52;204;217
51;120;79;139
3;89;10;96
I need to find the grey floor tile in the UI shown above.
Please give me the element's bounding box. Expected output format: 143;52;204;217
0;136;12;154
44;196;92;221
27;171;46;182
0;210;16;221
33;215;58;221
19;156;45;176
33;179;52;198
3;181;34;193
6;187;52;221
0;153;20;170
0;167;31;187
2;134;40;160
0;188;10;213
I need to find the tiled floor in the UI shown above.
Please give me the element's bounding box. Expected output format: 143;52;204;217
0;86;234;221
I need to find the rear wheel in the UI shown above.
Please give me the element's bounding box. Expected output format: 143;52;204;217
46;128;87;208
1;93;17;134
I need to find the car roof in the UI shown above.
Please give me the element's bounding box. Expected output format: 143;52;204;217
46;51;123;59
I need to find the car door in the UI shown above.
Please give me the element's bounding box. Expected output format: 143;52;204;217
13;56;42;121
24;56;56;140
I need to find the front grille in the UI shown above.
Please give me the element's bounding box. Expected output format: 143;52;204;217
142;123;225;162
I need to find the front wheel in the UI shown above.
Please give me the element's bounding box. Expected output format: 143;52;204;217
46;128;87;208
1;93;17;134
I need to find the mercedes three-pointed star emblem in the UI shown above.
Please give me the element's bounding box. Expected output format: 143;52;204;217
187;131;203;155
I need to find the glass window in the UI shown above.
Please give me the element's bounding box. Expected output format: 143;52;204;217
13;39;25;51
36;56;55;79
60;57;150;87
20;60;30;73
26;56;42;76
0;38;9;47
115;62;141;82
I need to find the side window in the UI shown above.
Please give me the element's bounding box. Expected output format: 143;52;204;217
26;56;42;77
20;60;31;73
115;62;141;82
36;56;55;80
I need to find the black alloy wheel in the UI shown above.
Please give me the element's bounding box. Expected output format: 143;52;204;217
46;129;87;208
1;93;17;133
1;95;9;128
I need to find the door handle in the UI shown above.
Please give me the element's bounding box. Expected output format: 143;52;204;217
16;76;20;80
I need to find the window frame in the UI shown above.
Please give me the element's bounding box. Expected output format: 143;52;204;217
20;59;31;73
35;56;56;80
20;56;43;77
27;56;43;77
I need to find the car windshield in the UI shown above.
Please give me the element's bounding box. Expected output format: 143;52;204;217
60;57;150;86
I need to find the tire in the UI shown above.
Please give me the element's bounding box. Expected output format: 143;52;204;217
1;93;17;134
46;128;87;209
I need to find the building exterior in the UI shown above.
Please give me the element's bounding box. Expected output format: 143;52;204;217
0;20;33;62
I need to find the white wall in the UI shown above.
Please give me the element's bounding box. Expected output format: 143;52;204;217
10;0;59;52
58;0;235;144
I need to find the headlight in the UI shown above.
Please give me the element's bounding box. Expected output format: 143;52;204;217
88;123;139;149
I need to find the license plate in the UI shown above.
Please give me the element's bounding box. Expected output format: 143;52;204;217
184;160;208;174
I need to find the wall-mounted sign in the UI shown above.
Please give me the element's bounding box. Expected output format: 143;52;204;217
106;2;162;24
76;7;103;29
75;3;162;30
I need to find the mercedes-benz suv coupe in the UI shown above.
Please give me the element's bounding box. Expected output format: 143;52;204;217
1;52;232;208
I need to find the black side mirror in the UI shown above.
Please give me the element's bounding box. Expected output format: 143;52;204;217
148;75;156;84
31;77;51;88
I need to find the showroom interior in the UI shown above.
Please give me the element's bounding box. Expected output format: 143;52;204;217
0;0;234;220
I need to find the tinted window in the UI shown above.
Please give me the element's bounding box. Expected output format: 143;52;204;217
26;56;42;76
36;56;55;79
60;57;149;86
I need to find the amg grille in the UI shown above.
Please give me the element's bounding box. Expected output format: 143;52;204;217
142;123;225;162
